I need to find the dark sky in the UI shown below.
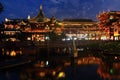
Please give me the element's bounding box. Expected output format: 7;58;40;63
0;0;120;22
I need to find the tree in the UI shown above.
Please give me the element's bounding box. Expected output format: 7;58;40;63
0;2;3;13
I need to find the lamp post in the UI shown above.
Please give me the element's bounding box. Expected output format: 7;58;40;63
71;37;78;66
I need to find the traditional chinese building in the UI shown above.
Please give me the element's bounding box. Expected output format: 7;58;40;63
63;19;99;40
2;5;118;41
0;5;64;41
97;11;120;40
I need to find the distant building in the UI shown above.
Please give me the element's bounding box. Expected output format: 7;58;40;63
63;19;99;40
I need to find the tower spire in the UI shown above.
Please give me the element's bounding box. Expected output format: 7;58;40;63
40;4;42;11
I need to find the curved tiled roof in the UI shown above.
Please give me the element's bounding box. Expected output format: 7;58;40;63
29;5;50;22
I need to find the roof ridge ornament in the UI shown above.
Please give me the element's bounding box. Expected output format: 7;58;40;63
40;4;42;11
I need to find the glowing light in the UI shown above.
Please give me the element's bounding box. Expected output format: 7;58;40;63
10;50;16;56
19;51;22;55
39;72;45;77
27;15;30;19
114;33;119;36
73;37;77;40
58;22;63;26
5;18;9;22
27;37;31;40
110;69;114;74
46;61;49;65
45;36;49;40
6;51;9;55
58;71;65;78
10;38;16;42
114;56;118;60
109;15;114;20
62;38;66;41
2;48;4;55
52;71;56;76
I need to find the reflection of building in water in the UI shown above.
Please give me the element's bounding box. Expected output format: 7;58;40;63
97;61;120;79
77;56;102;65
1;48;22;57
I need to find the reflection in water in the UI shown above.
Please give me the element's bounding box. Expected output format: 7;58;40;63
98;56;120;79
19;56;102;80
1;55;120;80
0;70;21;80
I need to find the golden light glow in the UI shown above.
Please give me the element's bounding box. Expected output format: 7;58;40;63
58;71;65;78
27;37;31;40
114;32;119;36
2;48;4;55
39;72;45;77
10;50;16;56
6;51;9;55
52;71;56;76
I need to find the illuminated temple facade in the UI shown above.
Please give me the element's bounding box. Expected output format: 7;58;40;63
0;5;64;41
97;11;120;40
63;19;99;40
1;5;120;41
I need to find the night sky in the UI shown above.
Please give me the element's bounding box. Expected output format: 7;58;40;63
0;0;120;22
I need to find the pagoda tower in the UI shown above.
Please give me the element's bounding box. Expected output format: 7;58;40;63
29;4;50;22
